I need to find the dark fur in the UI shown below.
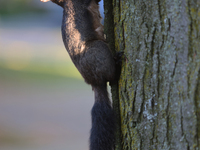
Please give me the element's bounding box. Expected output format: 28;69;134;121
42;0;116;150
90;85;115;150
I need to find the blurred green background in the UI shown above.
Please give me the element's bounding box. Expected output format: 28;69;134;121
0;0;98;150
0;0;46;15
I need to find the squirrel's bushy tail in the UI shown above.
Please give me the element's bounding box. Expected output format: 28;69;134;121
90;85;115;150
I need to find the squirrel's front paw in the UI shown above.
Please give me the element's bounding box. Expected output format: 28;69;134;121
114;51;124;66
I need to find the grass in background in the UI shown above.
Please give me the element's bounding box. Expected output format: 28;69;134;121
0;59;83;90
0;2;92;149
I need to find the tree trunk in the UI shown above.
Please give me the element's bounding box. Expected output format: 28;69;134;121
104;0;200;149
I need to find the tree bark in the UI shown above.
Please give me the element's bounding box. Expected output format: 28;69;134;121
104;0;200;149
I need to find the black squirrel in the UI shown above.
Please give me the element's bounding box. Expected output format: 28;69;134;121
41;0;116;149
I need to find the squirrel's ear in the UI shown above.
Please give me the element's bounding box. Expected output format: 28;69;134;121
50;0;65;7
84;0;101;5
96;0;100;3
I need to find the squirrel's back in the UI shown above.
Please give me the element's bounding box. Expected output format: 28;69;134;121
61;0;115;86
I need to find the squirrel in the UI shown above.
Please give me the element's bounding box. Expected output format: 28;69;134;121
41;0;117;150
